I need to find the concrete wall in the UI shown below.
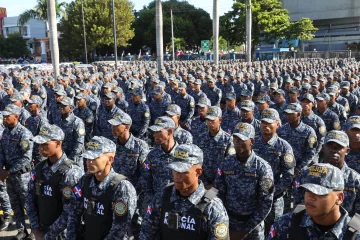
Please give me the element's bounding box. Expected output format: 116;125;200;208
3;16;46;39
281;0;360;21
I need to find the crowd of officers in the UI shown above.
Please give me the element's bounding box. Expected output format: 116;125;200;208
1;58;360;239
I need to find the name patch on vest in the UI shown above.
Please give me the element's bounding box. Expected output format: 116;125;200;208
43;185;53;196
164;212;199;231
84;197;105;215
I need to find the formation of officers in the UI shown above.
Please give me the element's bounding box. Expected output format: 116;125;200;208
2;57;360;239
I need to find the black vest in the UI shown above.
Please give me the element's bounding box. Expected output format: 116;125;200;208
290;205;360;240
159;184;218;240
35;159;72;228
82;174;127;240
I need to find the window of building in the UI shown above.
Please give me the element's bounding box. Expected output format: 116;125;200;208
5;26;28;37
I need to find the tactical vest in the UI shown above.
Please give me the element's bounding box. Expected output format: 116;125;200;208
159;183;218;240
290;205;360;240
82;174;127;240
35;159;72;228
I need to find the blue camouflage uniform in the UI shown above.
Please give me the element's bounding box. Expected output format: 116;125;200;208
174;84;195;129
203;81;222;107
173;126;193;144
95;103;124;140
221;93;241;134
128;89;150;139
0;104;33;231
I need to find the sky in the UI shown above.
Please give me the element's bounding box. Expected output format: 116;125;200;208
3;0;234;19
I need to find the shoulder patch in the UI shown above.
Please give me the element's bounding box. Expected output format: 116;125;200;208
86;117;93;124
62;186;72;199
190;101;195;107
144;112;150;118
308;136;317;148
78;128;85;136
284;153;294;166
261;178;273;192
20;140;30;151
334;121;341;130
114;202;127;216
214;223;228;239
319;125;326;136
227;146;235;155
41;94;46;99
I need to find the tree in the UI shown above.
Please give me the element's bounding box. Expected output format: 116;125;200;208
168;37;186;51
209;36;228;51
58;0;135;60
220;0;318;52
18;0;66;26
130;0;212;53
0;33;29;58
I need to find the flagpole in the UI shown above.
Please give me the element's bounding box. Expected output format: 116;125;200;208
171;9;175;63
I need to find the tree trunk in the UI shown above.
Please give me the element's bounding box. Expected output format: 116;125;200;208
48;0;60;77
156;0;164;73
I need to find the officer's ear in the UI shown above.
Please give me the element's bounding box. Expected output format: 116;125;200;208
345;147;350;155
335;191;344;205
194;165;202;177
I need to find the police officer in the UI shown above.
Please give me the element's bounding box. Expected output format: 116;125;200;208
345;116;360;173
139;116;178;208
221;92;241;134
128;88;150;140
215;123;274;240
174;82;195;130
253;108;295;232
190;97;210;144
31;78;47;113
148;85;169;125
54;96;85;165
277;103;318;175
194;106;234;188
73;93;95;143
270;89;288;124
294;130;360;217
0;104;33;239
108;112;149;187
165;104;193;144
67;136;137;240
269;163;360;239
26;124;83;239
203;77;222;107
140;143;230;240
328;87;347;128
315;93;341;131
9;91;31;125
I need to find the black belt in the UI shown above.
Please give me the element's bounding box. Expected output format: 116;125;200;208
227;210;251;221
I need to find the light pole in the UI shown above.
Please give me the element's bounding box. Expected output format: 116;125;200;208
246;0;252;63
112;0;118;69
81;0;88;64
213;0;219;65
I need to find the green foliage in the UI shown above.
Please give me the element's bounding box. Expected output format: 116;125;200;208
220;0;318;51
130;0;212;52
18;0;67;26
168;37;186;51
209;36;228;51
58;0;135;59
0;33;29;58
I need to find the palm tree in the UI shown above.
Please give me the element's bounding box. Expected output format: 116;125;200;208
48;0;60;77
17;0;66;26
156;0;164;73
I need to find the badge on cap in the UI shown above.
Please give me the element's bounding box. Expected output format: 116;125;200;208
41;94;46;99
62;187;73;199
214;223;228;239
114;202;127;216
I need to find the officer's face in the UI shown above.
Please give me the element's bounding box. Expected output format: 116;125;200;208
341;88;349;95
39;140;60;157
60;104;72;115
329;95;336;104
289;93;298;102
301;99;313;114
273;94;284;104
153;129;171;145
104;97;115;107
76;98;87;108
240;109;253;121
86;154;112;174
304;190;343;219
286;112;300;124
207;81;215;88
112;124;127;137
131;94;142;104
206;118;221;132
198;106;207;117
3;114;18;127
322;142;350;169
28;103;40;116
226;99;236;110
260;120;278;135
233;136;252;154
256;102;269;112
172;165;201;192
346;128;360;145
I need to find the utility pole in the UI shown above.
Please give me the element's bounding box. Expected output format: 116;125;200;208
246;0;252;63
213;0;219;65
171;9;175;62
81;0;88;64
112;0;118;69
48;0;59;77
156;0;164;73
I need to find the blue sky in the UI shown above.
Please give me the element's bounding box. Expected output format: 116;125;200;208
3;0;234;18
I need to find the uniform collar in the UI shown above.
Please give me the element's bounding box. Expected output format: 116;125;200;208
211;128;225;142
262;134;278;147
123;134;135;149
170;181;206;205
9;123;21;134
90;168;116;191
46;152;67;173
174;126;183;135
241;151;256;168
292;121;305;131
62;113;75;122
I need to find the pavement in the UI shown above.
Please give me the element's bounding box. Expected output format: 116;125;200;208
0;210;31;240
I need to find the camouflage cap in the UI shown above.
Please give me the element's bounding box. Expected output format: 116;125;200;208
225;92;236;100
341;81;350;89
104;92;116;99
301;93;315;103
32;124;65;144
131;88;143;96
273;89;285;96
27;95;43;105
233;122;255;141
327;87;338;96
166;104;181;116
112;87;123;93
284;103;302;114
240;100;255;111
150;77;160;83
240;89;252;97
149;116;175;132
151;85;162;95
207;77;216;83
302;83;311;90
55;90;67;96
108;112;132;126
260;85;270;92
9;92;24;102
75;93;87;100
178;82;187;89
167;144;203;173
4;82;13;89
194;79;202;85
31;78;41;85
60;97;73;106
3;104;21;116
311;81;320;87
82;136;116;160
315;93;330;101
256;95;271;104
346;116;360;130
289;86;299;94
301;163;344;195
261;108;280;123
205;106;222;120
324;130;349;147
197;97;210;107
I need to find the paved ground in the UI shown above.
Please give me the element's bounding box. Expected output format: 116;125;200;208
0;217;31;240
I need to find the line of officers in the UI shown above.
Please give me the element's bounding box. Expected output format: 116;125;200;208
0;58;360;239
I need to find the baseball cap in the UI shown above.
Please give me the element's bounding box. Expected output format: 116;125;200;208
149;116;175;132
194;79;202;85
178;82;187;90
166;104;181;116
225;92;236;100
327;87;338;96
301;93;315;103
240;89;252;97
27;95;43;105
324;130;349;147
167;144;203;173
104;92;116;99
232;122;255;140
315;93;330;101
82;136;116;159
302;83;311;90
240;100;255;111
108;112;132;126
346;116;360;130
131;88;143;96
112;87;123;93
2;104;21;116
75;93;87;100
151;85;162;95
60;97;73;106
261;108;280;123
341;81;350;89
205;106;222;120
289;86;299;94
273;89;285;96
256;95;271;104
197;97;210;107
9;92;24;102
301;163;344;195
32;124;65;144
4;82;13;90
284;103;302;114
